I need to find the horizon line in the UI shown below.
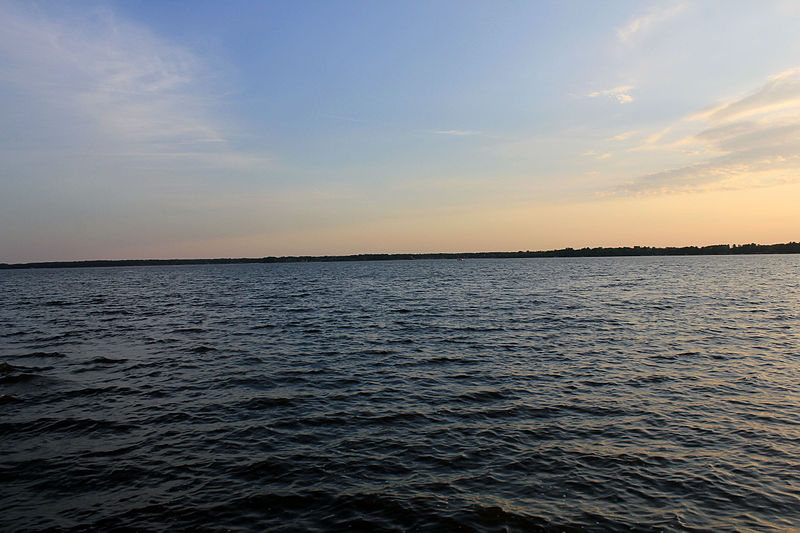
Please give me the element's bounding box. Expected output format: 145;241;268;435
2;241;799;269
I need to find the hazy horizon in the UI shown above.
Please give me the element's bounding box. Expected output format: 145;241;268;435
2;1;800;263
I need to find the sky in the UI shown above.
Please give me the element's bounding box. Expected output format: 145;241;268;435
1;0;800;262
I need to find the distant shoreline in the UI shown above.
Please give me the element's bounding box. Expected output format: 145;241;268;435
2;242;799;269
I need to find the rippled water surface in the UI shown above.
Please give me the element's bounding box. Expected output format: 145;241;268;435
2;256;800;531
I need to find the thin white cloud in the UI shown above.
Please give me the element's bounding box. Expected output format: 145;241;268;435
610;152;800;196
0;2;257;165
612;68;800;196
435;129;481;136
624;126;679;152
617;3;687;44
582;150;612;160
644;127;672;145
691;67;800;124
587;85;634;104
608;130;639;141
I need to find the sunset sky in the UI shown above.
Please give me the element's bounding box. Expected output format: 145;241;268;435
2;1;800;262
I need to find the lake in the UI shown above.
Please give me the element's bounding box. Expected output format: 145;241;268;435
1;256;799;531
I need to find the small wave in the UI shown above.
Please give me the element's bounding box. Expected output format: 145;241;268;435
651;351;701;360
228;459;291;482
581;380;612;388
144;336;179;345
0;362;46;385
472;405;528;420
297;413;354;427
628;374;672;386
87;356;127;365
408;355;477;366
148;411;201;424
17;351;66;358
0;417;136;437
558;403;632;417
223;376;276;389
464;504;553;532
32;331;83;344
188;345;216;353
0;373;39;384
92;308;131;316
239;397;295;409
456;389;513;402
452;325;506;332
83;444;140;458
56;386;127;400
278;373;321;384
172;327;206;333
363;411;433;426
0;394;22;404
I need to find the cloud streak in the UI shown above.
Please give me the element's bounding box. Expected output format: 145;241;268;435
587;85;634;103
612;68;800;196
692;68;800;123
608;131;639;141
617;3;687;44
582;151;612;160
0;3;257;164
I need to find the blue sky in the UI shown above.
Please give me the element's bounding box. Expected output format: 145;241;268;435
2;1;800;262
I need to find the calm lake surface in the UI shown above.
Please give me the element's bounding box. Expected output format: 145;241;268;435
2;256;799;532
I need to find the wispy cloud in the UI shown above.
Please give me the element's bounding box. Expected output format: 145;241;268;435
435;129;481;136
608;130;639;141
691;68;800;123
643;127;673;145
582;151;613;160
617;3;687;44
611;68;800;196
0;2;260;166
587;85;634;104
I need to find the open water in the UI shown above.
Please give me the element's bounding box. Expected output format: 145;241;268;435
1;256;799;532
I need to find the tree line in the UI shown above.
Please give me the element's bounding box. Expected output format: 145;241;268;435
2;242;799;269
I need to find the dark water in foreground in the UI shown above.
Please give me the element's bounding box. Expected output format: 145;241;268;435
1;256;799;532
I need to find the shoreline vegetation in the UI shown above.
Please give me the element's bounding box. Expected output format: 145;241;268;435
2;242;799;270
